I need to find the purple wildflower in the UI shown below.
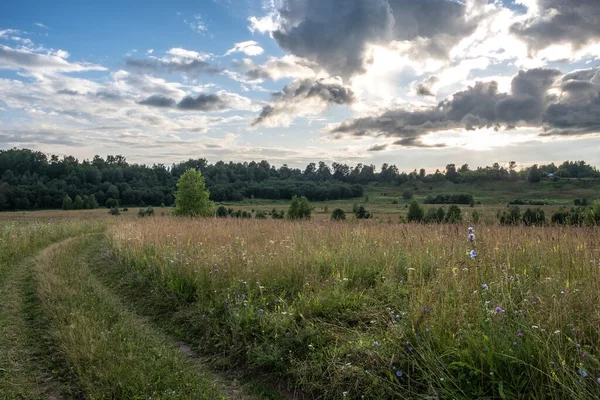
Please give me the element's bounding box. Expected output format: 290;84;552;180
516;331;523;338
468;233;475;241
579;370;588;378
495;306;505;313
482;283;489;290
470;250;477;259
396;371;403;377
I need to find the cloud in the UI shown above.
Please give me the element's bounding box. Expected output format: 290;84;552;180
185;14;208;34
138;94;176;108
252;76;354;127
125;48;220;77
367;143;388;151
249;0;477;79
511;0;600;55
224;40;264;56
330;67;600;146
137;90;253;112
34;22;49;29
0;45;106;74
177;94;228;111
232;55;318;81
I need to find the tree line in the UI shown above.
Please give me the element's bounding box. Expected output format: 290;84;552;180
0;147;599;211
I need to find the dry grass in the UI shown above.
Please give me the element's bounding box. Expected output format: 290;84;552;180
108;217;600;399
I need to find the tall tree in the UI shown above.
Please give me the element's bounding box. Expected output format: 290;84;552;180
173;169;214;217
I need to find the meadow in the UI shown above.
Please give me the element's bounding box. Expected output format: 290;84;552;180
1;213;600;399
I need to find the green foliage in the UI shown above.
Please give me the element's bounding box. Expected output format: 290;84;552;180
271;209;285;219
423;207;445;223
215;205;228;218
354;205;372;219
109;206;120;216
551;208;569;225
471;210;480;223
527;164;541;183
407;200;424;222
522;207;547;226
173;169;214;217
255;210;268;219
89;194;99;209
62;195;73;210
73;195;84;210
424;194;473;205
498;206;521;225
402;190;413;200
330;208;346;221
287;195;311;220
444;204;462;223
105;198;119;208
138;207;154;217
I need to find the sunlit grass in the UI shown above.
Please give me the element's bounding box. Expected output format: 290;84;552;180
108;218;600;399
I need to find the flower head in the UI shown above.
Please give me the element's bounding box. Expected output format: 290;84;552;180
468;227;474;233
470;250;477;259
482;283;489;290
495;306;505;313
579;369;588;378
396;371;403;377
468;233;475;241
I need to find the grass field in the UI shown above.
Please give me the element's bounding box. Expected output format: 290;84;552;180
1;209;600;399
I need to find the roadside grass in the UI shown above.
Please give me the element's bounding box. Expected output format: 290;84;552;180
0;220;105;399
109;218;600;399
32;235;226;400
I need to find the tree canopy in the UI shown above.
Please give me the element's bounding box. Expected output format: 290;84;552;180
173;169;214;217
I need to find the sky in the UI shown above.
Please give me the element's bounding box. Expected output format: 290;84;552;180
1;0;600;171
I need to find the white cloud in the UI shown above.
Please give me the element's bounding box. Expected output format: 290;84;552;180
0;45;106;74
224;40;264;57
34;22;49;29
146;49;154;54
185;14;208;34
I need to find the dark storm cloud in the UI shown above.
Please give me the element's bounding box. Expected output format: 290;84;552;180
266;0;475;78
331;67;600;146
138;94;177;108
177;94;228;111
252;77;355;126
511;0;600;54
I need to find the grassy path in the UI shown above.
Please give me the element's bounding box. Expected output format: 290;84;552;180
0;234;260;400
0;239;73;399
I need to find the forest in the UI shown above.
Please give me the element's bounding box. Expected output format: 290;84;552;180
0;148;599;210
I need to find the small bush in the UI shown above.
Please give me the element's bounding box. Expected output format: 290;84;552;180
407;200;424;222
331;208;346;221
354;206;372;219
522;207;546;226
109;206;120;216
216;205;228;218
255;210;267;219
445;204;462;223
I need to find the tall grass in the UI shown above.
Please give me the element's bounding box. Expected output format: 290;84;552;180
109;218;600;399
34;236;225;399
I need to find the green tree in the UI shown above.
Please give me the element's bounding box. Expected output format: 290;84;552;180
354;205;372;219
173;169;214;217
105;198;119;208
288;195;311;219
331;208;346;221
527;164;541;183
216;205;228;217
73;194;84;210
89;194;99;209
402;190;413;200
445;204;462;223
407;200;424;222
62;195;73;210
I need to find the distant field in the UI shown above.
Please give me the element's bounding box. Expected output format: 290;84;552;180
1;212;599;399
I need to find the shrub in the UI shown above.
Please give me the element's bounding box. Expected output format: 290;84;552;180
391;199;399;205
402;190;413;200
471;210;480;224
551;208;568;225
271;209;285;219
105;198;119;208
445;204;462;223
424;194;473;205
255;210;267;219
354;206;372;219
287;195;311;220
216;205;228;218
498;206;521;225
331;208;346;221
522;207;546;226
407;200;424;222
109;206;120;216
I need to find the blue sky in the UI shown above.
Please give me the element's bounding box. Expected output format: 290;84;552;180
1;0;600;170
